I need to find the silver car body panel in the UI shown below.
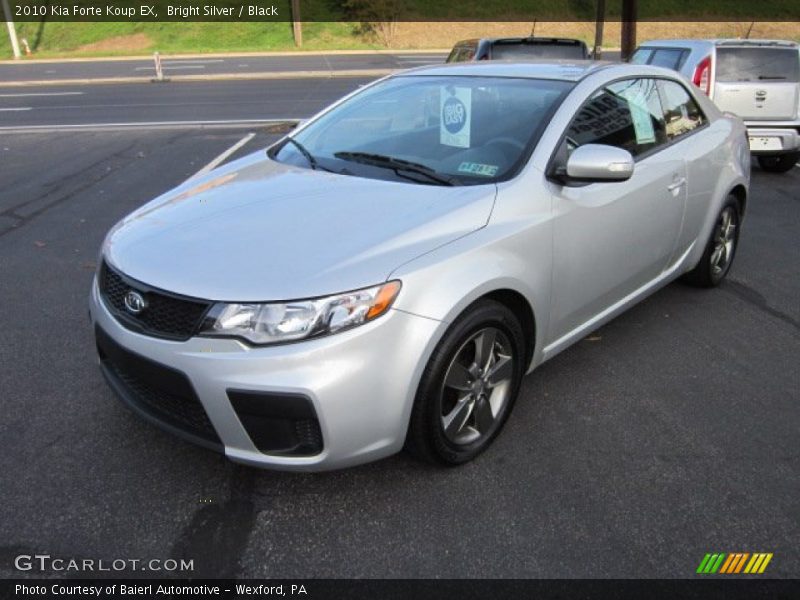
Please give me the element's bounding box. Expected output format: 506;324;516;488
104;156;496;302
91;62;750;470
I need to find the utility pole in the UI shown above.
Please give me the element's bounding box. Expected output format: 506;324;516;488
1;0;22;59
593;0;606;59
291;0;302;47
620;0;637;61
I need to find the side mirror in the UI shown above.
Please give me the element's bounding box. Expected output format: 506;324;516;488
565;144;634;182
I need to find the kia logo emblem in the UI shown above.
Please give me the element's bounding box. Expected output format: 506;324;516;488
755;89;767;98
123;290;147;314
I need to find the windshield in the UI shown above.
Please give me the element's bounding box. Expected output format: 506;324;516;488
271;75;573;186
716;47;800;82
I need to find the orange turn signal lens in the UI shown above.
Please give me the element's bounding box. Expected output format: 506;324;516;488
366;280;402;320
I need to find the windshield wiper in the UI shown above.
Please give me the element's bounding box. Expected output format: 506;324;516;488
758;75;787;80
284;137;334;172
333;151;458;186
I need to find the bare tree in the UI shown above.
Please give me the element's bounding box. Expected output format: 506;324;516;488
345;0;403;48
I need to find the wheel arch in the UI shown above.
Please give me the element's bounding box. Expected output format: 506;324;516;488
481;288;537;371
729;183;747;218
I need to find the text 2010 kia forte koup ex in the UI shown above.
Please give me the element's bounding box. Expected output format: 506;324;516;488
90;62;750;471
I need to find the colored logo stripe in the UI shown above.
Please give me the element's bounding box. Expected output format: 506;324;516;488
697;553;726;573
720;553;749;573
745;553;773;574
697;553;773;574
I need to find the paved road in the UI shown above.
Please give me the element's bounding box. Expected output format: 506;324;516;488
0;52;448;83
0;79;372;129
0;123;797;578
0;55;616;130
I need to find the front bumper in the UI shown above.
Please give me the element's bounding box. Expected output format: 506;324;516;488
89;278;442;471
744;126;800;155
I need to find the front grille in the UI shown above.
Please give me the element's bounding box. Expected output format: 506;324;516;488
99;261;211;341
96;326;221;448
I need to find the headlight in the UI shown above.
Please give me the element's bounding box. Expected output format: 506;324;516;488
199;281;401;345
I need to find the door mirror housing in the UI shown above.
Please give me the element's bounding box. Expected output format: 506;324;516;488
565;144;635;183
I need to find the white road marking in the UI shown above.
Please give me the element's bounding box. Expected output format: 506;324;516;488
132;59;224;71
134;65;207;71
0;107;32;111
187;132;256;180
0;91;83;98
164;59;225;65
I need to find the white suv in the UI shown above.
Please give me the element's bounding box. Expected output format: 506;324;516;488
633;39;800;173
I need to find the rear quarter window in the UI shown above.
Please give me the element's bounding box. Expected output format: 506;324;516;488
716;47;800;83
658;80;708;139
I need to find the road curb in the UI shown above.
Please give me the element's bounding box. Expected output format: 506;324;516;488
0;69;393;87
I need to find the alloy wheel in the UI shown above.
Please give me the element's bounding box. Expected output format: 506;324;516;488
440;327;515;446
710;206;737;278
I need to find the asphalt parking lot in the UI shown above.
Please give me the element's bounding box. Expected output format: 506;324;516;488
0;125;798;579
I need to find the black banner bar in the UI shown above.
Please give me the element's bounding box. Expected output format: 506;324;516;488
3;579;800;600
3;0;800;23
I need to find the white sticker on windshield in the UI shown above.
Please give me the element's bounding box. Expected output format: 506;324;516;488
458;162;498;177
440;86;471;148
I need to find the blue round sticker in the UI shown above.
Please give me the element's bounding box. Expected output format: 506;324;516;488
443;96;467;134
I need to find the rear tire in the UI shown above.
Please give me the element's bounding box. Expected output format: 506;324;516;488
682;195;741;288
757;151;799;173
405;299;526;466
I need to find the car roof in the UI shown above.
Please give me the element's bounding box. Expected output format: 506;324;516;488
454;37;586;47
399;60;613;82
639;39;799;49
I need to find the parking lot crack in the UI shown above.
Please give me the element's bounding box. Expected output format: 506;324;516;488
0;142;139;238
724;279;800;332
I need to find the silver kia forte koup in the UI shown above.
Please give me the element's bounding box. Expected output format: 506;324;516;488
90;62;750;470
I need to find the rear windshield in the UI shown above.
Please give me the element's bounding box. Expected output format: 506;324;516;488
492;42;587;60
716;47;800;83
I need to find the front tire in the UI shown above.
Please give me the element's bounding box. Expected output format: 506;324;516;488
757;151;799;173
405;299;526;466
682;196;741;287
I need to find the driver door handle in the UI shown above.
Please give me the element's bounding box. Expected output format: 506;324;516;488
667;177;686;191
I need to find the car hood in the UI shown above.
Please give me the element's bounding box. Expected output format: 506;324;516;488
104;152;496;301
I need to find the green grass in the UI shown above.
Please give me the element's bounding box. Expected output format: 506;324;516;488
0;22;385;58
